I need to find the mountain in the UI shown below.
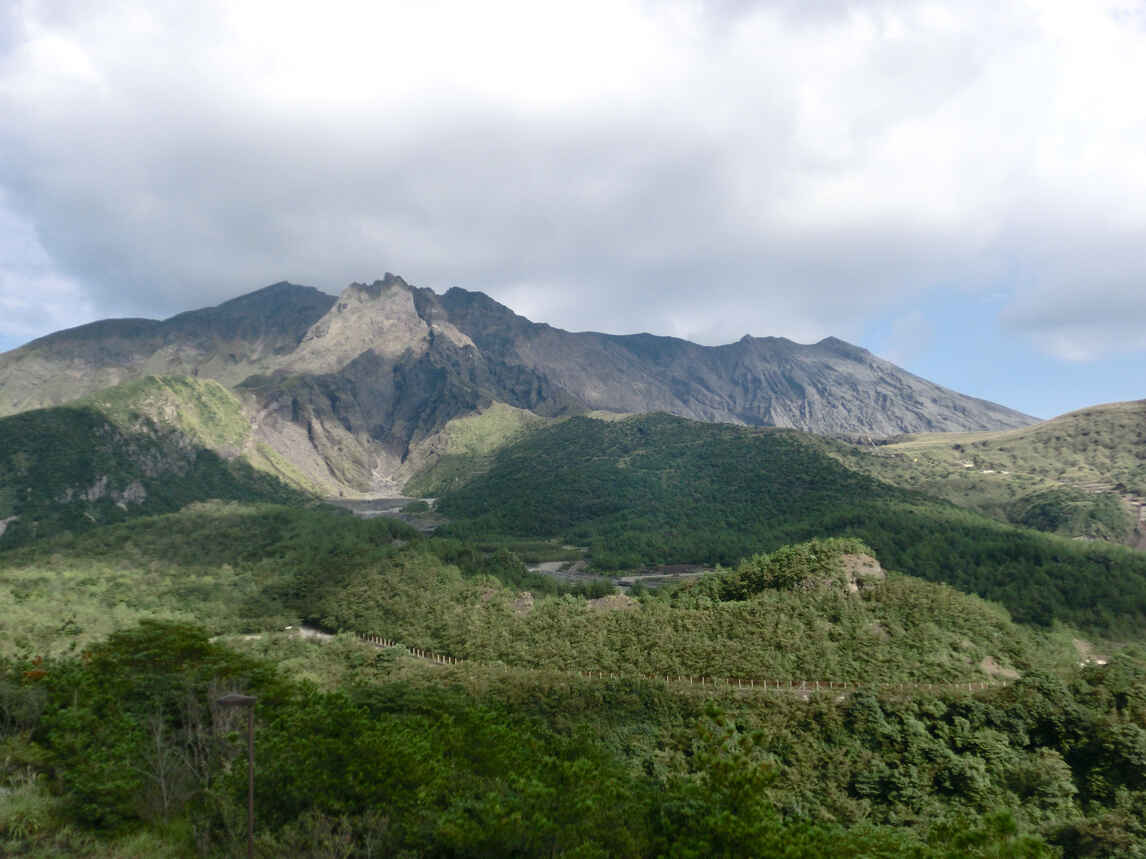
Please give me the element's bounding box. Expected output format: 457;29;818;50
0;273;1035;496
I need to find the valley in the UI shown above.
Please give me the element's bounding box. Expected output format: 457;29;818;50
1;279;1144;856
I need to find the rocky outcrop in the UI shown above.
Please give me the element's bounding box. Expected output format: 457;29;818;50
287;274;474;374
243;317;582;493
841;554;886;593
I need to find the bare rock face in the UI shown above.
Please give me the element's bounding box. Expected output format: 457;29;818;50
438;288;1034;436
979;656;1021;679
588;594;638;612
840;554;886;594
287;274;475;374
512;591;535;615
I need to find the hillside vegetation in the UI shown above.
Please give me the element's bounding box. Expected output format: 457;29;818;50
887;401;1146;493
437;413;1146;638
826;401;1146;546
6;619;1144;856
81;375;253;450
2;509;1145;855
0;502;605;658
0;377;306;548
320;540;1081;684
0;504;1067;683
402;402;550;497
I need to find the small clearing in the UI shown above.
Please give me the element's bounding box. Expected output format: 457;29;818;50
978;656;1020;680
587;594;638;612
1072;637;1109;667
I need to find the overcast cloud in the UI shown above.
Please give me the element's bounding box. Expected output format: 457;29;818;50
1;0;1144;416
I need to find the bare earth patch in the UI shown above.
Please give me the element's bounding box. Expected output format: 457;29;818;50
867;622;891;641
1072;637;1109;666
588;594;638;612
979;656;1020;679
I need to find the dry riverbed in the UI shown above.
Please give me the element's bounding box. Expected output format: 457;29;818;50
325;496;443;532
527;559;712;591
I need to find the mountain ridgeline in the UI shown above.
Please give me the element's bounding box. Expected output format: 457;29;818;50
0;273;1034;496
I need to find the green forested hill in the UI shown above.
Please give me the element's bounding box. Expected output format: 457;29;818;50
0;503;412;654
437;413;892;565
3;505;1146;856
9;617;1146;857
818;400;1146;547
883;400;1146;494
0;377;306;548
0;503;1071;684
437;413;1146;637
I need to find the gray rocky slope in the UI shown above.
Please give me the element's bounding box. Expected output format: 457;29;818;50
435;286;1032;438
0;273;1035;492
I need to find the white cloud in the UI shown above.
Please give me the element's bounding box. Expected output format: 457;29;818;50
0;195;97;344
0;0;1145;359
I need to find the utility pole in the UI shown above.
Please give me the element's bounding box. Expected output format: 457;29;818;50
217;693;257;859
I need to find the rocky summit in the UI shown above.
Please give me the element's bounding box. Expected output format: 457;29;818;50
0;273;1035;494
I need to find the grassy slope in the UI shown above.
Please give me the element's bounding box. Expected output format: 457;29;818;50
888;401;1146;492
0;377;307;547
80;375;252;450
435;413;1146;638
403;402;551;497
824;401;1146;545
84;375;331;494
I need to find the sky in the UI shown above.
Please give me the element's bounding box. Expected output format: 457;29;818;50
2;0;1145;420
